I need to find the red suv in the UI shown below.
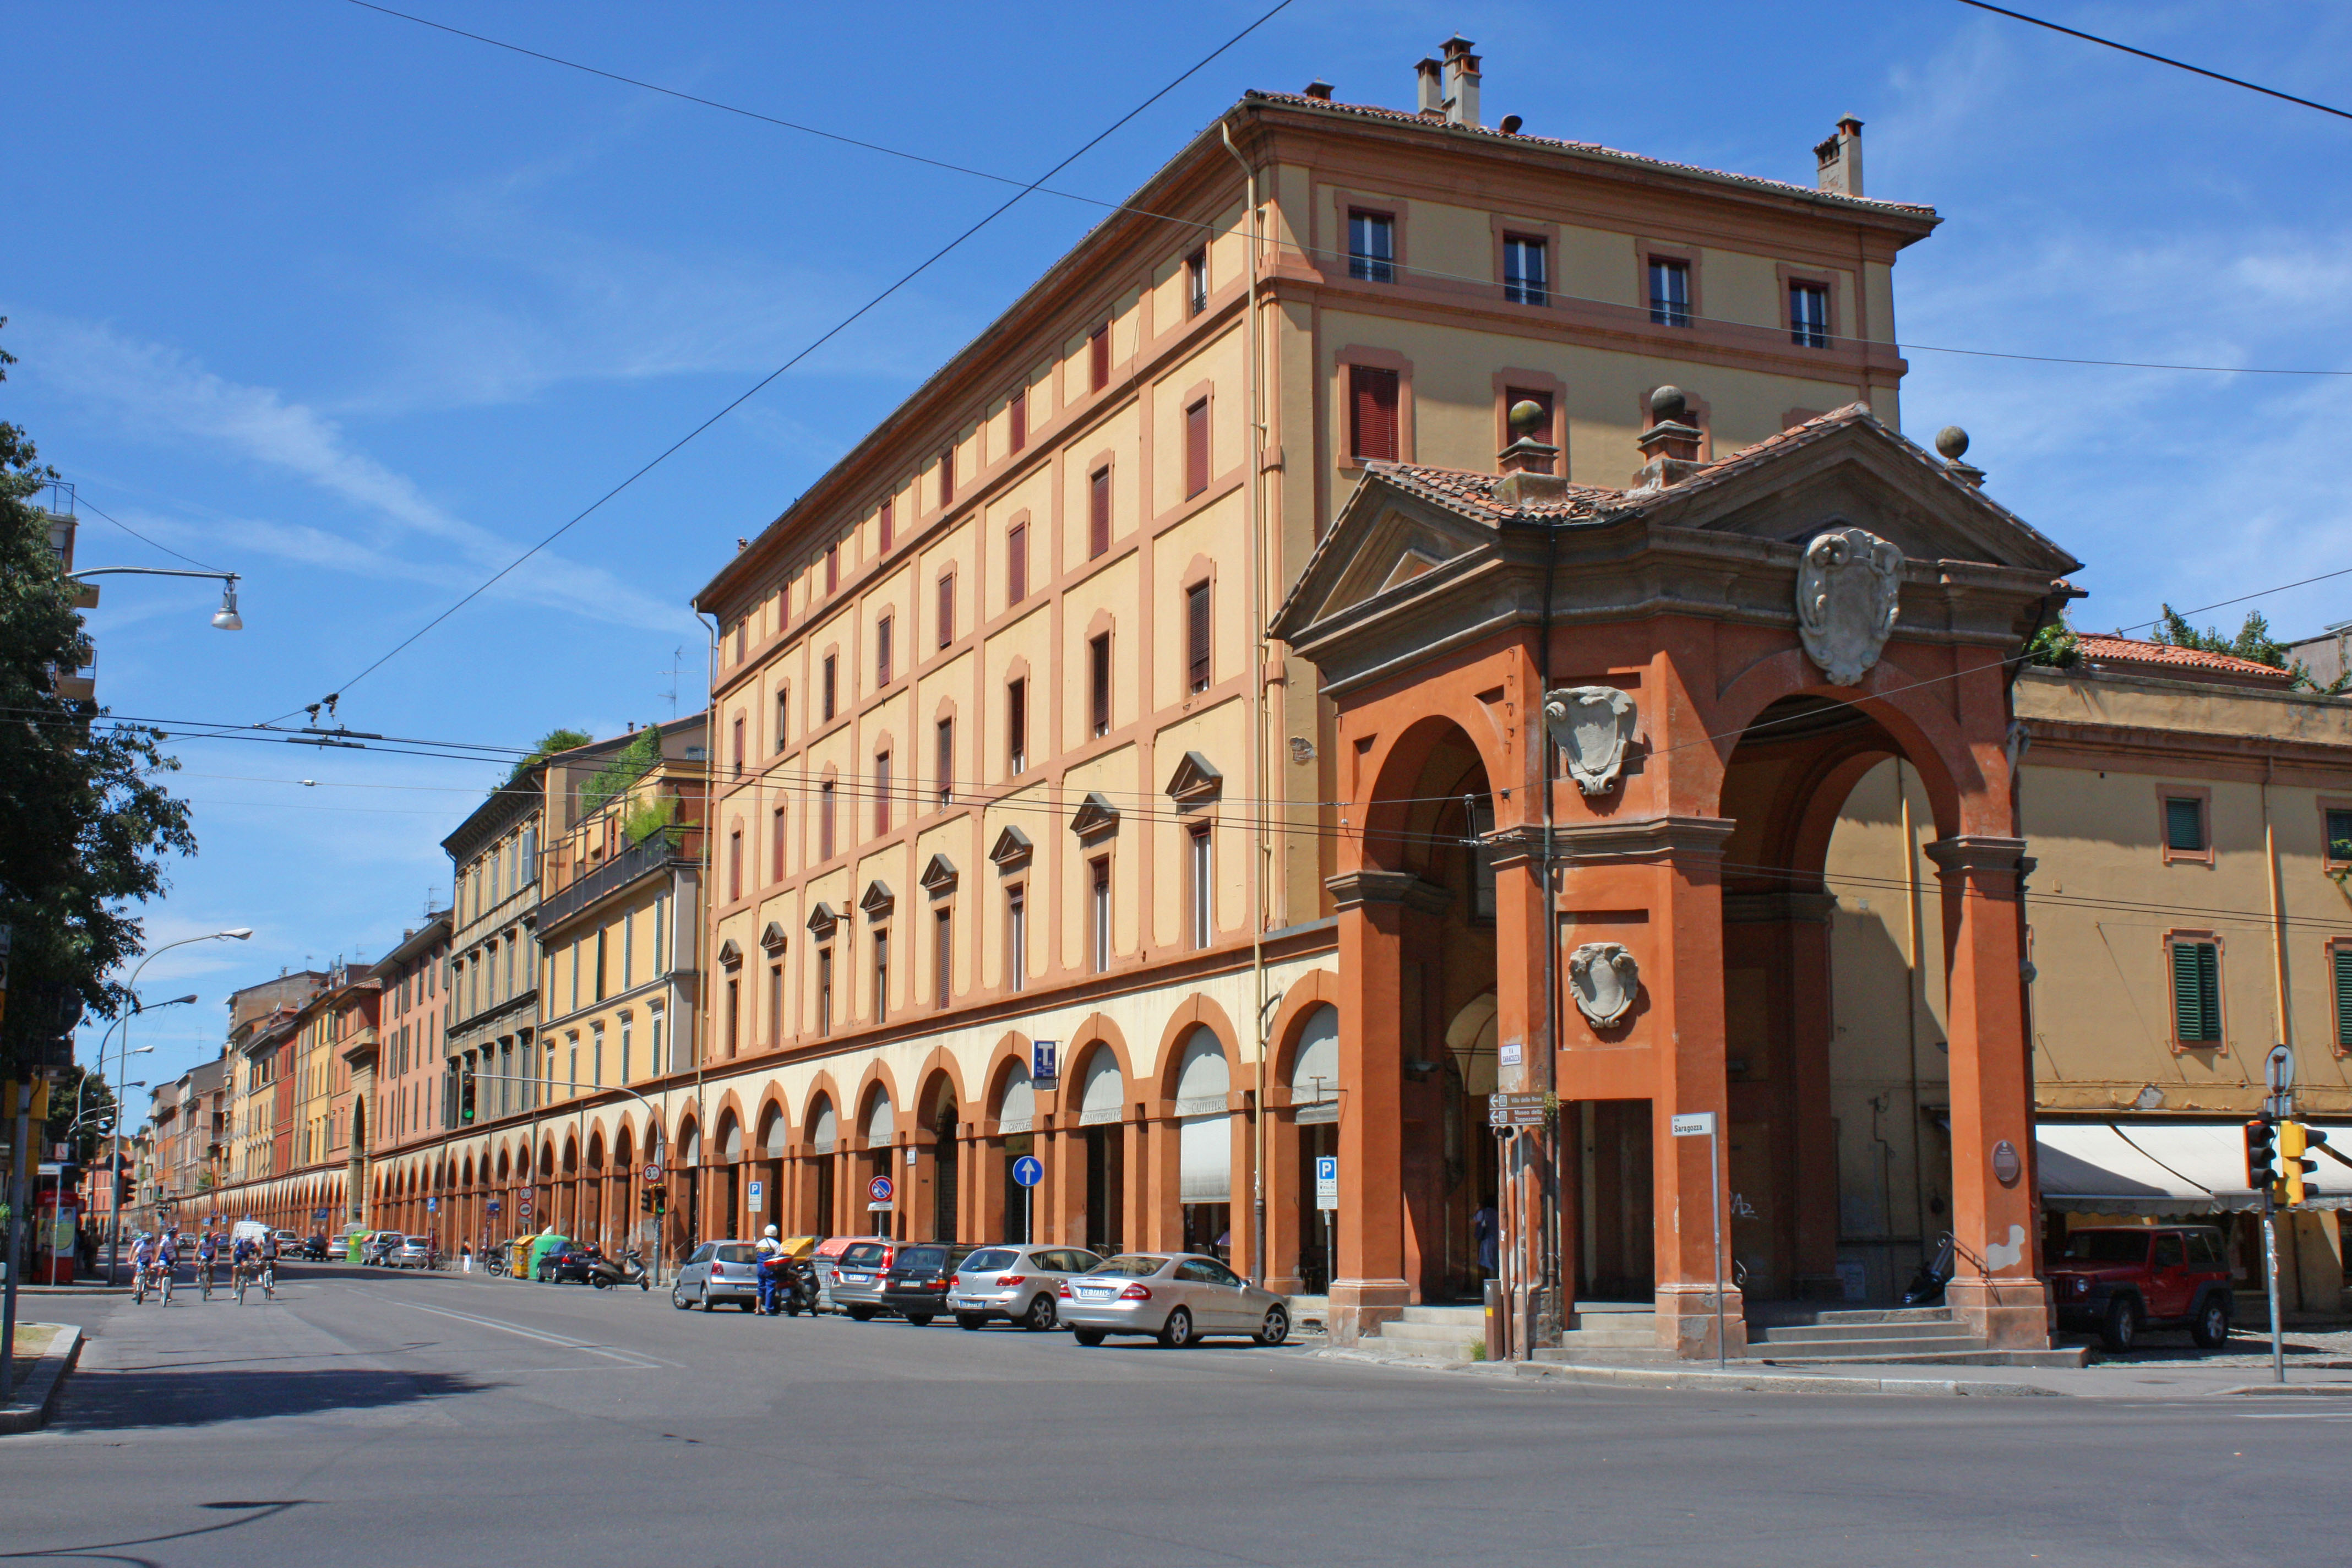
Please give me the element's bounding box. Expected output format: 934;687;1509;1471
2048;1226;2234;1352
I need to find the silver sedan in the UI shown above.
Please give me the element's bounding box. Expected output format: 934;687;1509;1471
1057;1253;1291;1348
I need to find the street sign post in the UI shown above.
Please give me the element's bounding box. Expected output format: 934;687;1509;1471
1314;1156;1338;1210
426;1196;437;1214
2264;1044;2296;1119
644;1163;662;1184
2260;1047;2295;1381
487;1199;501;1216
1486;1092;1547;1129
1012;1155;1042;1243
869;1174;894;1205
1670;1111;1725;1369
1032;1039;1059;1083
748;1179;763;1214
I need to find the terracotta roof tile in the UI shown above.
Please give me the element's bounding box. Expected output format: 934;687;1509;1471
1253;92;1937;217
1362;460;1621;520
2076;634;2293;683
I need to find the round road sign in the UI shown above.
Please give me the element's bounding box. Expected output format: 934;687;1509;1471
868;1174;895;1204
1011;1156;1043;1189
644;1163;662;1183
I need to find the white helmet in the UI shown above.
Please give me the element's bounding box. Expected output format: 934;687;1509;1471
763;1224;779;1239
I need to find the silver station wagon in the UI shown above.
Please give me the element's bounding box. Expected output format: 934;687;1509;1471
946;1245;1102;1331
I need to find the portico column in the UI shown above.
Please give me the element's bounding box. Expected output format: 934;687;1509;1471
1489;841;1555;1345
1925;835;2051;1349
1324;871;1430;1346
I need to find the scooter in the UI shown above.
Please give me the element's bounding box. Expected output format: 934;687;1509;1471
1902;1235;1955;1306
587;1248;650;1291
759;1255;818;1316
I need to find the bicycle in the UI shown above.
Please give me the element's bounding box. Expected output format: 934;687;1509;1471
198;1259;216;1302
262;1258;276;1300
132;1262;150;1304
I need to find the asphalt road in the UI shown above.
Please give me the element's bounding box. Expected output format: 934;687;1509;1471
7;1262;2346;1566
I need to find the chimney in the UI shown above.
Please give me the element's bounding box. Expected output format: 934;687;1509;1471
1441;36;1480;128
1304;79;1334;101
1415;57;1444;115
1631;386;1707;491
1935;425;1985;489
1814;115;1864;197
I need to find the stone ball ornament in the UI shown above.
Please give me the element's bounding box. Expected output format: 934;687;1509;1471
1934;424;1970;461
1508;398;1547;436
1543;685;1637;796
1567;942;1641;1030
1796;524;1904;688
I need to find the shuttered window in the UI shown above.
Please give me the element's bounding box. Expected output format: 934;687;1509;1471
770;805;786;881
1090;466;1111;558
2335;946;2352;1049
1007;523;1027;604
1089;325;1110;391
875;614;892;686
2170;939;2221;1044
1186;582;1211;693
1185;399;1210;498
1006;679;1027;774
879;497;894;552
2327;808;2352;863
874;750;891;835
939;447;955;508
1009;388;1026;453
2164;796;2206;853
1351;366;1399;460
819;781;836;861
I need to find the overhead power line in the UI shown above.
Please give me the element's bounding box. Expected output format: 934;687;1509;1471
297;0;1296;722
353;2;2352;380
1953;0;2352;121
71;491;228;574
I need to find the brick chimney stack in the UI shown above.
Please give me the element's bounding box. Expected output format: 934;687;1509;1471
1441;36;1481;128
1415;57;1444;115
1815;115;1864;197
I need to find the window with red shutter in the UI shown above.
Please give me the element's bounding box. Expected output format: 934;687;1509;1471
1089;325;1109;391
876;615;893;686
770;806;786;881
731;716;744;774
1351;366;1399;460
825;544;839;593
879;497;894;552
1090;467;1110;558
939;447;955;508
937;571;955;646
1186;582;1211;693
728;828;743;902
1009;388;1027;453
1007;679;1028;774
875;750;891;835
1008;523;1027;603
1185;399;1210;498
819;781;836;860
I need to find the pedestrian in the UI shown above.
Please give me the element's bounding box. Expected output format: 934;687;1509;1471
1473;1203;1499;1278
461;1241;472;1273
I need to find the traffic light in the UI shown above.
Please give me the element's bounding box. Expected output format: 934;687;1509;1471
2282;1121;2328;1207
651;1189;667;1217
459;1067;476;1123
2244;1115;2277;1193
638;1189;652;1214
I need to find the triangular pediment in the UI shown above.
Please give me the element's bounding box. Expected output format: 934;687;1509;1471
1164;750;1223;805
1293;502;1493;633
988;825;1033;868
759;921;788;951
716;937;743;967
859;880;895;917
805;902;840;935
1070;791;1120;841
1632;415;2079;575
919;853;959;894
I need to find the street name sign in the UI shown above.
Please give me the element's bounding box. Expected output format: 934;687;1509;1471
1671;1112;1717;1137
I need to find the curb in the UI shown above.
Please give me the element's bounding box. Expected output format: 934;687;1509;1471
1314;1347;2062;1398
1;1325;85;1435
2209;1382;2352;1397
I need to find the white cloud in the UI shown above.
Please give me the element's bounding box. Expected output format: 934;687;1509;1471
18;316;692;632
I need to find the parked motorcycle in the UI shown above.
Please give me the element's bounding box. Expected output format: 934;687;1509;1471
587;1248;650;1292
482;1246;509;1278
759;1254;818;1316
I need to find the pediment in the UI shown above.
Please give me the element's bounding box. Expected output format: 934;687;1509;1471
759;921;788;951
805;902;840;935
988;825;1033;868
858;880;895;917
1637;419;2079;575
716;937;743;967
1070;791;1120;841
919;854;959;894
1276;493;1499;639
1164;750;1223;806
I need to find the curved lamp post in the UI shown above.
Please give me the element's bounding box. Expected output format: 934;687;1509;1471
103;930;251;1281
66;567;244;630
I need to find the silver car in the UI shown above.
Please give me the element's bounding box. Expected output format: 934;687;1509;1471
386;1234;435;1269
947;1245;1102;1331
670;1239;761;1312
823;1238;899;1321
1058;1253;1291;1348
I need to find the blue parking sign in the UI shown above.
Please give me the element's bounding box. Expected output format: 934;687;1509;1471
1012;1155;1043;1188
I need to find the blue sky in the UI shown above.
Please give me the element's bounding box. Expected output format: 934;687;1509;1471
12;2;2349;1094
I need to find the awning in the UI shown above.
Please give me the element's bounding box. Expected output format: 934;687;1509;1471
2035;1120;2352;1214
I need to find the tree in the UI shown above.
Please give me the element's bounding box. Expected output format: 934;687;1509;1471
2149;605;2349;694
508;727;594;782
580;726;660;815
0;322;197;1069
44;1061;116;1166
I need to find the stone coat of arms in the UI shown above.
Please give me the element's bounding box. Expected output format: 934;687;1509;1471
1567;943;1641;1029
1796;525;1904;687
1543;686;1637;796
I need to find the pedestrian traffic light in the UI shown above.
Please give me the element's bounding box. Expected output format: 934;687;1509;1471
2245;1115;2277;1193
2282;1121;2328;1207
638;1189;652;1214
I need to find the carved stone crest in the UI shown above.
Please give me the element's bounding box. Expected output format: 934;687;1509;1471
1796;525;1903;687
1543;686;1637;796
1567;943;1641;1029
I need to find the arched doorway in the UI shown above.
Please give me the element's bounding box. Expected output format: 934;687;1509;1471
756;1103;788;1240
804;1096;837;1236
992;1059;1036;1244
1172;1027;1232;1261
925;1075;961;1243
858;1088;894;1239
1072;1045;1124;1255
1288;1003;1339;1292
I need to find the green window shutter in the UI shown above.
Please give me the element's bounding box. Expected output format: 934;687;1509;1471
2328;809;2352;862
2165;797;2204;853
2335;949;2352;1049
2173;940;2220;1043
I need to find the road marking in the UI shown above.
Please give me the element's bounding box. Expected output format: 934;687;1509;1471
348;1291;672;1368
2235;1411;2352;1419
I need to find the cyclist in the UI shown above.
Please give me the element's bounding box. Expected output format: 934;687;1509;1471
129;1232;156;1300
155;1228;181;1304
230;1231;257;1295
259;1227;279;1298
195;1229;220;1299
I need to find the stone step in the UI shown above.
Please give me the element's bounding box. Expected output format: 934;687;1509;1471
1369;1321;1485;1354
1750;1326;1985;1354
1394;1304;1487;1326
1747;1305;1958;1329
1746;1345;2092;1369
1560;1315;1657;1348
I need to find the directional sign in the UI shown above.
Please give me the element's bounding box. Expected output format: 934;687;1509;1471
1011;1155;1043;1189
869;1174;895;1204
1488;1092;1548;1129
644;1163;662;1184
1031;1039;1059;1082
1315;1155;1338;1211
747;1179;764;1213
311;1208;328;1221
487;1199;502;1215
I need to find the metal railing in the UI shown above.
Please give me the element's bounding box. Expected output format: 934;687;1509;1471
537;831;683;930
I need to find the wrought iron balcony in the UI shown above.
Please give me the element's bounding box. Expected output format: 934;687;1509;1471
537;831;686;930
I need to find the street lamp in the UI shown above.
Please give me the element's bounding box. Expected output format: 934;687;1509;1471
67;568;246;630
103;930;251;1281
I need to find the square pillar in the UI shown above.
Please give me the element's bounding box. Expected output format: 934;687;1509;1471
1490;840;1559;1344
1927;835;2051;1348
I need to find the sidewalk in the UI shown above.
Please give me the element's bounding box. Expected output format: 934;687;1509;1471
2;1324;85;1434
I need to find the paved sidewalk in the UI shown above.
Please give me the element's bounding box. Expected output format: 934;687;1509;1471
2;1324;86;1434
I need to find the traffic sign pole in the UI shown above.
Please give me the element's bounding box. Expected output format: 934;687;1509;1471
1672;1112;1725;1368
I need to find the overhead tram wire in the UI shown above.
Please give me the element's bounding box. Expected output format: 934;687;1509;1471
1952;0;2352;121
285;0;1298;728
352;2;2352;381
